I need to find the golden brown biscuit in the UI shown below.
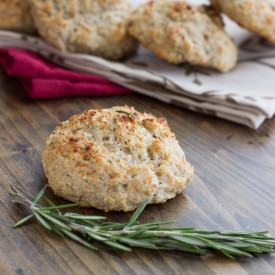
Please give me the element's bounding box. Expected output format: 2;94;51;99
30;0;138;60
0;0;35;33
211;0;275;43
42;106;194;212
128;0;237;72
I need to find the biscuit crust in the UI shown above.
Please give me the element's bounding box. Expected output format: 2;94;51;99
0;0;35;33
128;0;237;72
211;0;275;43
42;106;194;212
29;0;138;60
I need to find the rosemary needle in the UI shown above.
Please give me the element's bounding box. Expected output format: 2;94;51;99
10;185;275;259
115;110;143;126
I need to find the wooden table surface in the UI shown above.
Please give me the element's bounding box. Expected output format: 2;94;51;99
0;71;275;275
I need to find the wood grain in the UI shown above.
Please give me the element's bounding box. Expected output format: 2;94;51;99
0;71;274;275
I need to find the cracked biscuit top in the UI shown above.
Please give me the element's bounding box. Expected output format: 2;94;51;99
211;0;275;43
42;106;194;211
128;0;237;72
30;0;138;60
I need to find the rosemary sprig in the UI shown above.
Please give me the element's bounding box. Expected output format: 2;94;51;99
10;185;275;258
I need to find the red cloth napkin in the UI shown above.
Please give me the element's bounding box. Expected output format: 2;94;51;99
0;48;130;99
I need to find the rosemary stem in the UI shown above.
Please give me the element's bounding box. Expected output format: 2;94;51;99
10;185;275;258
